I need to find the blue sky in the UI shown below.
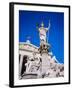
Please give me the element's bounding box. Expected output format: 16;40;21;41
19;10;64;63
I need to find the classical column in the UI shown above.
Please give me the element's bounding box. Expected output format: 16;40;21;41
19;55;23;78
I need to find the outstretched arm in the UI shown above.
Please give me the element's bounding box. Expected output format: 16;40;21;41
45;20;51;31
48;20;51;30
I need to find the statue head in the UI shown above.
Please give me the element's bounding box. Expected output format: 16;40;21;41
41;21;44;27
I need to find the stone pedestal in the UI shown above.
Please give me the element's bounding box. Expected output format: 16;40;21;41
41;53;50;75
38;42;50;77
